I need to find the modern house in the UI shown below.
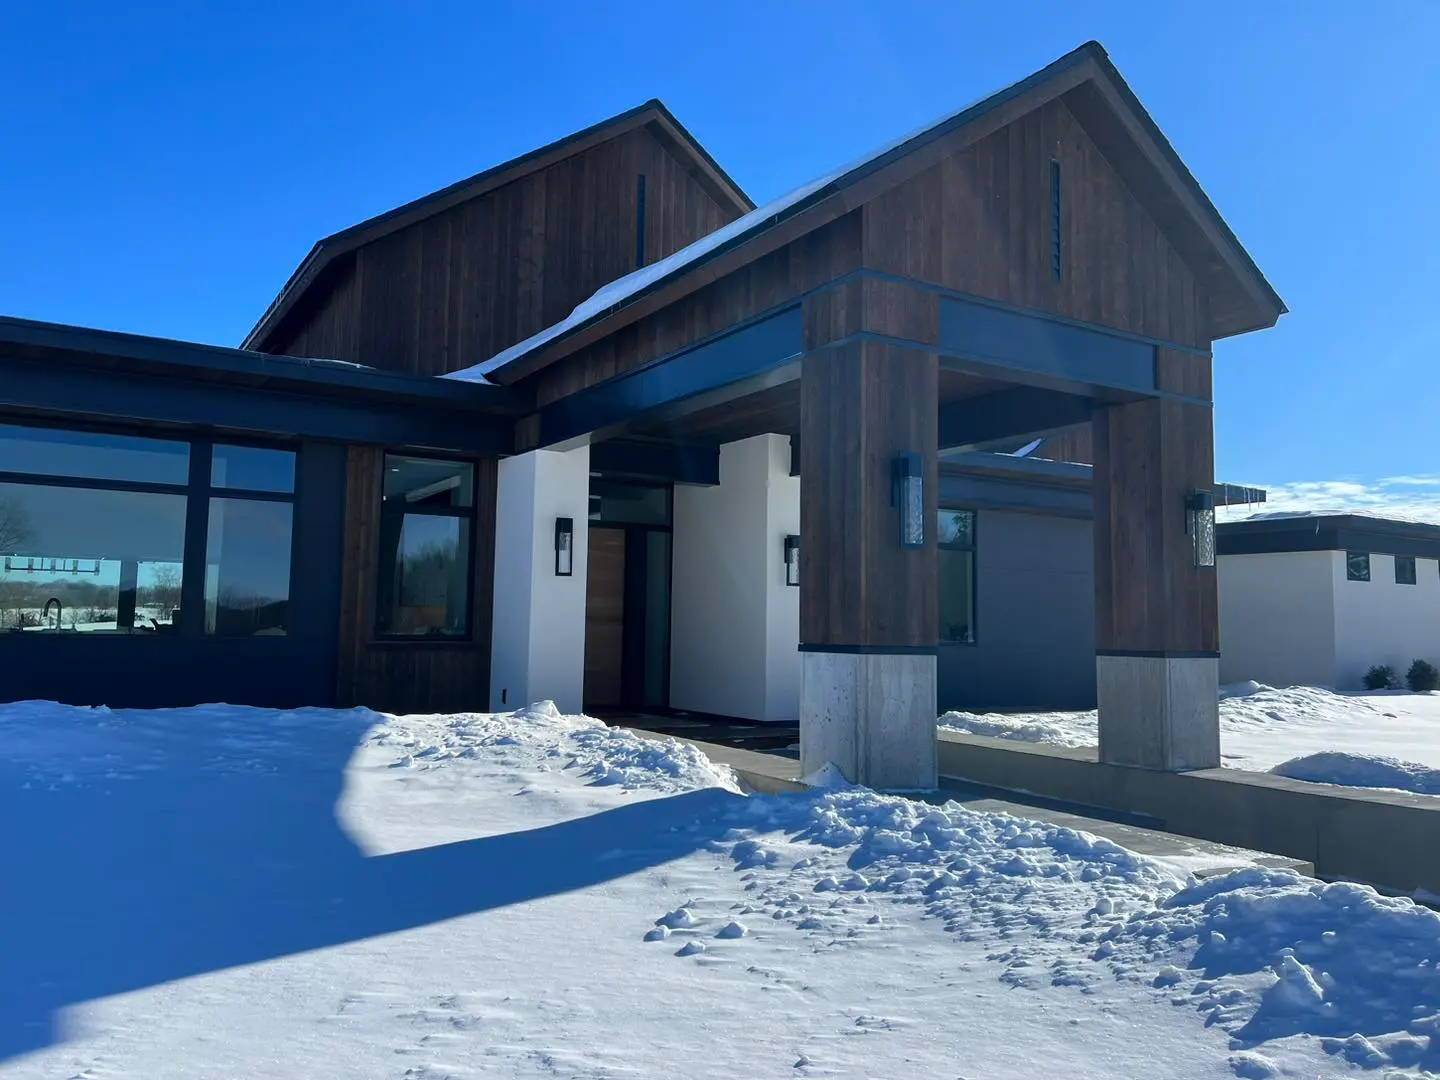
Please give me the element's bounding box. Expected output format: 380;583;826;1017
0;42;1284;787
1218;515;1440;690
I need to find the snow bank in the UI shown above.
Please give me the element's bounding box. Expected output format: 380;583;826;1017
1271;751;1440;796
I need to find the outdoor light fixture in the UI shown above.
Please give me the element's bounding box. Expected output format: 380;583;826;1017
554;517;574;576
892;452;925;549
783;534;800;587
1185;490;1217;568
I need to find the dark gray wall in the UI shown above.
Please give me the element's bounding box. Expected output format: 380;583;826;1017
0;440;346;710
938;508;1096;712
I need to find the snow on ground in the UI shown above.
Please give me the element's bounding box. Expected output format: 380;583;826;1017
940;684;1440;795
4;699;1440;1077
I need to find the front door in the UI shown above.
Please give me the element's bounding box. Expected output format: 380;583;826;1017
583;527;626;708
582;517;671;713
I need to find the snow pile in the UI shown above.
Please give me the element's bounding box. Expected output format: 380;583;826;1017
1271;751;1440;796
935;707;1097;748
363;699;741;795
1098;868;1440;1071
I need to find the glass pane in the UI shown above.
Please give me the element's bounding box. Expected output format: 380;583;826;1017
588;480;670;526
212;445;295;493
204;499;293;636
1346;552;1371;582
938;508;975;548
1396;556;1417;586
383;456;473;509
939;548;975;643
0;482;185;633
0;423;189;485
643;531;671;708
378;513;471;636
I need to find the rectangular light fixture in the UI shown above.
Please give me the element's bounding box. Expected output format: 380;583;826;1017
554;517;574;576
783;534;800;587
1185;490;1216;568
892;452;925;548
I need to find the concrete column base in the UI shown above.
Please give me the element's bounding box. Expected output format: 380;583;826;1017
799;651;937;790
1096;654;1219;771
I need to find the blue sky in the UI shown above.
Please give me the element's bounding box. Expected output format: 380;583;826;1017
2;2;1436;513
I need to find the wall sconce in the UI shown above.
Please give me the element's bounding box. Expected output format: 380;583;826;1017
554;517;574;576
891;452;925;549
1185;490;1216;568
783;535;800;587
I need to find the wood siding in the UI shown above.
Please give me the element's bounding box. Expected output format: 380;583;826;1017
860;98;1210;350
799;339;938;648
1092;397;1218;654
528;212;864;412
336;445;499;712
267;127;737;375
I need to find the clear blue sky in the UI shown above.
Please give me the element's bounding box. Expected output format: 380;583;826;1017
2;1;1436;499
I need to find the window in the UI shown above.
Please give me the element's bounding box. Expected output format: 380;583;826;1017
0;424;297;637
1396;555;1417;585
938;508;976;644
1347;551;1371;582
377;455;474;637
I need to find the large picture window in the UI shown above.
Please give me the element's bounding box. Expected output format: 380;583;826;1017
377;455;474;638
938;508;976;644
0;422;295;638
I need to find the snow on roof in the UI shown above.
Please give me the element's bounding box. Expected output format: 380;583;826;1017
442;89;998;385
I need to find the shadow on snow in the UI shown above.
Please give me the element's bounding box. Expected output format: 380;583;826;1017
0;708;742;1061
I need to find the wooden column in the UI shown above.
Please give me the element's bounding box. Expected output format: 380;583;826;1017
1092;373;1220;770
797;334;939;788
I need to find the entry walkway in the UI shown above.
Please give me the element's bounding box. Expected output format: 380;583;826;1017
625;727;1313;880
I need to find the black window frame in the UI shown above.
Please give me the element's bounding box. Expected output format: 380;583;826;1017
938;506;978;646
1346;551;1371;582
374;451;478;641
0;416;298;638
1395;554;1418;586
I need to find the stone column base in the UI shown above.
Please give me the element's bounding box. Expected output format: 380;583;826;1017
1096;654;1220;771
799;650;937;790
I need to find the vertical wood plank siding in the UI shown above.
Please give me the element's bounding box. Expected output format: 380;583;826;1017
268;128;735;375
336;445;499;712
799;339;938;648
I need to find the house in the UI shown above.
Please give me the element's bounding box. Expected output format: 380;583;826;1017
0;42;1284;787
1218;514;1440;690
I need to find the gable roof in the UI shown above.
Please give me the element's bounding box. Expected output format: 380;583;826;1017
242;99;752;353
448;41;1286;387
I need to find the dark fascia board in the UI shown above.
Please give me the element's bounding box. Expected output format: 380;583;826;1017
242;100;754;352
489;40;1283;383
1218;515;1440;560
938;386;1095;451
589;438;720;486
940;450;1093;490
0;314;530;416
938;471;1094;520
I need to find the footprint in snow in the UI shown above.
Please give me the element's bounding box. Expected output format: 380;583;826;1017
675;941;706;957
715;921;748;939
656;906;700;929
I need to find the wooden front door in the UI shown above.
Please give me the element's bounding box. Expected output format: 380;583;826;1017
584;527;626;707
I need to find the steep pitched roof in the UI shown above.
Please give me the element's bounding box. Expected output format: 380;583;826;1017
243;100;752;352
448;41;1286;386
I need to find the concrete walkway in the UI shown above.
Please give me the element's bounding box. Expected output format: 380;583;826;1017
626;728;1313;880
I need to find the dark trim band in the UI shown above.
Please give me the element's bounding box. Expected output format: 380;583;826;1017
798;643;940;656
1096;649;1221;659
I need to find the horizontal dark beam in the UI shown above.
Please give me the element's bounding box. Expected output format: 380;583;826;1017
938;296;1156;396
1214;482;1266;507
0;355;512;456
939;386;1095;450
937;471;1092;519
534;306;803;449
588;438;720;486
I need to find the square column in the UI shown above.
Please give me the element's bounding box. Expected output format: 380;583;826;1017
1093;394;1220;770
670;434;800;722
798;338;939;790
489;445;590;714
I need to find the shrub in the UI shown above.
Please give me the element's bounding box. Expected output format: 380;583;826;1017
1407;659;1440;693
1363;664;1398;691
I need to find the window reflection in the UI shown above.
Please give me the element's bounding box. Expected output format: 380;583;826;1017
378;514;470;636
211;445;295;494
204;499;293;636
0;482;186;633
0;424;189;485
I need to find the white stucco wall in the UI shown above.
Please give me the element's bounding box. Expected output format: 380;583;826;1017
670;434;799;721
489;446;590;713
1331;552;1440;688
1218;551;1337;688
